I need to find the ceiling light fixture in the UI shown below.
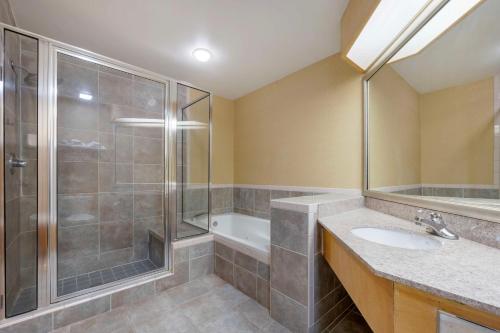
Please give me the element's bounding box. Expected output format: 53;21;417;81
79;92;93;101
192;48;212;62
390;0;482;62
346;0;429;70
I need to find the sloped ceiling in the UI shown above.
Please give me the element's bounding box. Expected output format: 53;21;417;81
10;0;348;99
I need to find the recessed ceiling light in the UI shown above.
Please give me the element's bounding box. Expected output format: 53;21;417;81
79;92;93;101
192;48;212;62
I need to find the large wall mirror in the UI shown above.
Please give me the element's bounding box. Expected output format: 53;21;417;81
365;0;500;219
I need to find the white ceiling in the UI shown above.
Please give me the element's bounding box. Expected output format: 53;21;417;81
10;0;348;99
391;0;500;94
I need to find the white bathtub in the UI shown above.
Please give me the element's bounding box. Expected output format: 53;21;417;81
211;213;270;264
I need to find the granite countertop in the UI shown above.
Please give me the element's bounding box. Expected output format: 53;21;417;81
318;208;500;316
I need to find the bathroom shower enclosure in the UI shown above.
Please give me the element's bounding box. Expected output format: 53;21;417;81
0;24;211;319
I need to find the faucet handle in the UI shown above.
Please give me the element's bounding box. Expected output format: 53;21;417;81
415;209;425;224
429;212;443;224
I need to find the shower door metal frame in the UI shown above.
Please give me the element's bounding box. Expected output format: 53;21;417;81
46;45;174;303
0;26;5;321
0;25;48;318
171;83;212;241
0;20;212;317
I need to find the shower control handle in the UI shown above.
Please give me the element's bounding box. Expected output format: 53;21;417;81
8;154;27;173
10;159;27;167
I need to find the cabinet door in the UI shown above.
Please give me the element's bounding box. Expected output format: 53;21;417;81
394;284;500;333
439;311;498;333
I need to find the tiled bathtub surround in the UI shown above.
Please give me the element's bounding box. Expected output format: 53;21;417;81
211;185;362;220
0;238;214;333
365;197;500;249
211;186;233;215
269;194;364;333
234;187;319;219
214;241;270;308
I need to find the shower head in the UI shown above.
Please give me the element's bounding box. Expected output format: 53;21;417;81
10;60;38;87
9;59;63;86
23;73;38;87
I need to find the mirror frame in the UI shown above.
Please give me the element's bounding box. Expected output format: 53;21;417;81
362;0;500;223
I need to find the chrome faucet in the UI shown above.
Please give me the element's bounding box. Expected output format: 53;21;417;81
414;210;458;240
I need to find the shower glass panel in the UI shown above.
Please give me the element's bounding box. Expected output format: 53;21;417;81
3;30;38;317
55;52;167;297
176;84;210;239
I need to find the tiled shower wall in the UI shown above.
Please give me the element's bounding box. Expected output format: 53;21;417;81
4;32;38;309
56;54;166;279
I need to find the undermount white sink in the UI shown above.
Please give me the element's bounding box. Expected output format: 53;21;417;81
351;227;442;250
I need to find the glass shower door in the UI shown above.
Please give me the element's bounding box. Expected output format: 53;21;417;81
3;29;39;317
176;84;211;239
54;51;168;298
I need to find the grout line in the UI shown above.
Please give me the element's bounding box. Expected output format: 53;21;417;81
270;243;308;258
271;287;308;308
326;303;355;332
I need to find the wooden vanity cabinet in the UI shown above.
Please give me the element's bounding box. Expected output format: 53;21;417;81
322;229;500;333
394;284;500;332
322;228;394;332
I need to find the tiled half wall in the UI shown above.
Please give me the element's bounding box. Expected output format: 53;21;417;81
211;185;360;219
269;196;364;333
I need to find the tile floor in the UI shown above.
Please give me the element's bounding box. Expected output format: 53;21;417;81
50;275;292;333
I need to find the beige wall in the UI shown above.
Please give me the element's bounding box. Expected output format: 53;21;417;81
233;54;363;189
369;65;421;188
369;70;494;188
212;96;235;184
420;78;494;185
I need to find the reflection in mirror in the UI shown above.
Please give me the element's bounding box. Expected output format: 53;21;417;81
176;84;210;239
368;0;500;210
